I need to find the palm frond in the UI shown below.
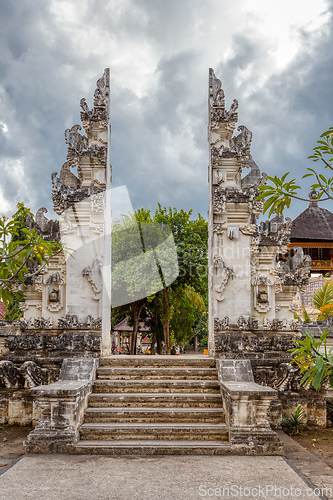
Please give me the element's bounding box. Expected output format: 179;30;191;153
312;280;333;310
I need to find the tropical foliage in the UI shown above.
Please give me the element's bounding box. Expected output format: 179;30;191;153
256;127;333;215
0;203;62;307
282;405;306;435
312;280;333;319
289;330;333;391
111;205;208;354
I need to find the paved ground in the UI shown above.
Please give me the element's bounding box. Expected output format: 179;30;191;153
0;452;332;500
278;430;333;498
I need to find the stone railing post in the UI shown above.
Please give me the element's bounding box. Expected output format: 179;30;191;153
24;358;98;453
217;359;283;455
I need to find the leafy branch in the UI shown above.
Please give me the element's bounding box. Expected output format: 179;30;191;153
256;127;333;215
0;204;62;306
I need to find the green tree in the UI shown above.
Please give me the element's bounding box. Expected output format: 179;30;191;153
0;203;62;307
149;205;207;354
111;205;208;355
170;284;206;350
111;213;158;354
3;291;25;321
257;127;333;216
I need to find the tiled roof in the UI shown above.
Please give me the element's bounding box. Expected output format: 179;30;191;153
290;204;333;241
113;317;150;332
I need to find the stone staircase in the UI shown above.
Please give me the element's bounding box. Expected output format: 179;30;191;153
75;356;231;455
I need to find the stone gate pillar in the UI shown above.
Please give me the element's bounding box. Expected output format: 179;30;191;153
20;69;112;357
207;69;309;359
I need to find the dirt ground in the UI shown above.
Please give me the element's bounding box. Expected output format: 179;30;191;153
0;424;332;473
290;427;333;470
0;424;31;468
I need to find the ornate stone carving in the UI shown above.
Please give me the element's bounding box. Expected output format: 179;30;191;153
59;212;75;235
45;272;64;285
80;98;92;117
0;361;21;388
57;314;102;330
253;363;302;392
86;315;102;329
92;222;105;234
213;257;234;301
214;317;230;330
259;216;292;247
65;125;89;154
229;125;252;156
82;259;103;300
241;159;263;189
213;223;225;234
19;317;54;330
277;246;311;286
289;290;303;313
251;275;274;286
59;161;80;189
20;361;49;389
209;69;238;137
209;69;225;107
252;274;274;313
90;192;105;213
51;175;96;215
236;316;259;330
26;207;60;242
240;224;257;236
95;68;110;106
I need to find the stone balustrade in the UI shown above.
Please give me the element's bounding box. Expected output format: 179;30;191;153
216;359;283;454
24;358;98;453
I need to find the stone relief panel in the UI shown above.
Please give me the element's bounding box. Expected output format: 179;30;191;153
213;256;234;302
45;272;65;313
251;274;274;313
252;362;302;392
82;258;103;300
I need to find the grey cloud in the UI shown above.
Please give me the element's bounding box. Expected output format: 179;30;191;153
110;50;209;215
0;0;332;221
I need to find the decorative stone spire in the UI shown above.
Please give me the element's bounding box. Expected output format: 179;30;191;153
308;189;319;207
209;68;238;140
51;69;110;214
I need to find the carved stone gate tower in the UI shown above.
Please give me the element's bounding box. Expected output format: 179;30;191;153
16;69;112;357
208;69;310;362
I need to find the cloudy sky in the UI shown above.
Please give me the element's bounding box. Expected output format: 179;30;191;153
0;0;333;221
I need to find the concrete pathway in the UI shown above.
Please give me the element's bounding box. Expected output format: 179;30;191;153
0;454;331;500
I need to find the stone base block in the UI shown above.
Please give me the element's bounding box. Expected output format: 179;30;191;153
0;390;33;425
229;428;283;455
24;429;77;454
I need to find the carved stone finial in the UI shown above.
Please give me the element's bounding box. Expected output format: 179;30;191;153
64;125;88;154
26;207;60;242
208;69;238;129
309;189;319;207
209;68;225;107
59;161;80;189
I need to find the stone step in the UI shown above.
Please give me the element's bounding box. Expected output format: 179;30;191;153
88;393;223;408
99;356;216;368
93;379;221;394
96;367;218;380
84;407;225;424
75;440;232;455
79;423;229;441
